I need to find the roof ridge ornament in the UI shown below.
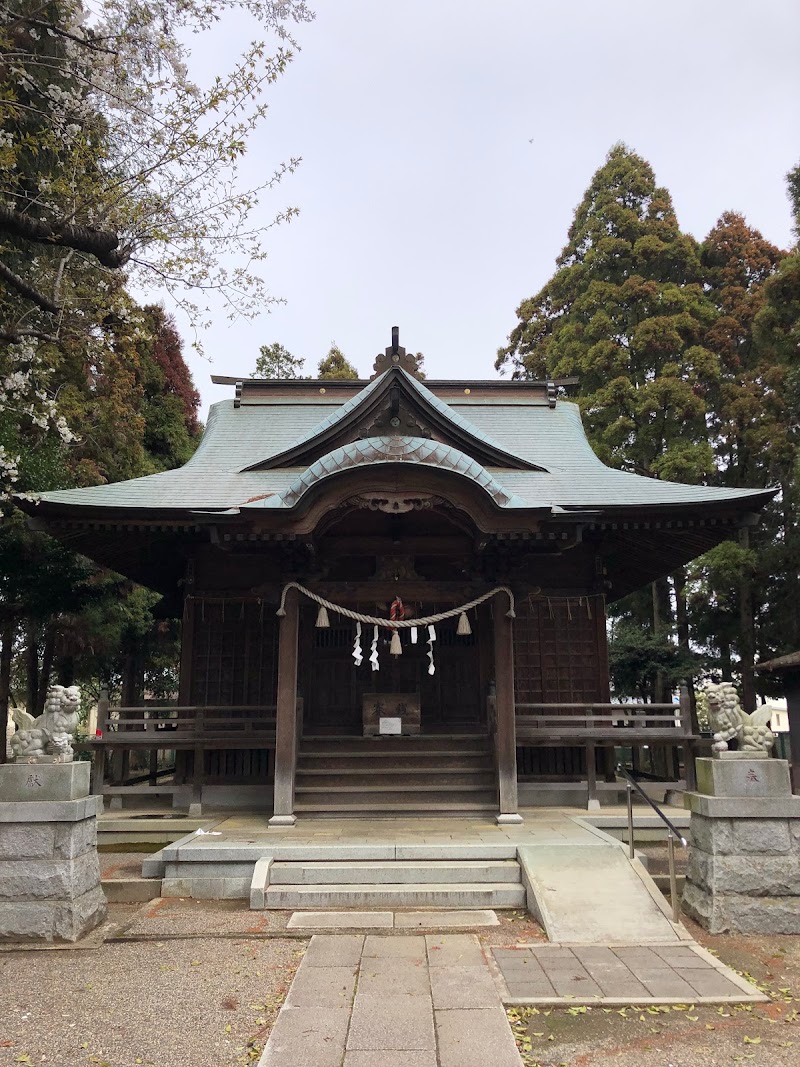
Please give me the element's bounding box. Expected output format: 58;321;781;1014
372;326;423;379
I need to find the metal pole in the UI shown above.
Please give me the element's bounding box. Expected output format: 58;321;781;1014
668;830;679;924
626;782;635;860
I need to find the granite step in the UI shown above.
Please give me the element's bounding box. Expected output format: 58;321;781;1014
263;881;527;910
269;859;521;885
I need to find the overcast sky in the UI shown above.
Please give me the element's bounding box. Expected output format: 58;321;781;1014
161;0;800;415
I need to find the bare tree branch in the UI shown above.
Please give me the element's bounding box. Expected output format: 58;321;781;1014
0;206;129;269
0;328;59;345
0;258;60;313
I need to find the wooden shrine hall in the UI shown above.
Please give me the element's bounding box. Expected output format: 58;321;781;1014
25;330;773;822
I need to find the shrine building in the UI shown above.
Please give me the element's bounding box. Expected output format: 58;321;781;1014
24;331;773;822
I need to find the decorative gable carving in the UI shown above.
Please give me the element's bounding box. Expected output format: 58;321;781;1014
242;364;544;474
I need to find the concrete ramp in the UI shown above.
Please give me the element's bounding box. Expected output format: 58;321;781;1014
518;843;685;944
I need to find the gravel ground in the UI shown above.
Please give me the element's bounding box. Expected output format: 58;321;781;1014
0;920;303;1067
510;919;800;1067
0;901;543;1067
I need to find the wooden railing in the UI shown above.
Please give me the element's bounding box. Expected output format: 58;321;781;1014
515;700;694;742
91;700;278;748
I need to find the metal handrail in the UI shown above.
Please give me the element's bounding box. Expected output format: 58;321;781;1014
616;762;687;924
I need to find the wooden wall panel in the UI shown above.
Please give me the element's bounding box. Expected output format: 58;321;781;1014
513;596;606;706
189;599;279;707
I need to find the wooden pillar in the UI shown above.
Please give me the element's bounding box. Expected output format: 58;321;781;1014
493;602;522;823
189;706;204;817
92;689;109;798
679;682;697;792
270;587;300;826
785;673;800;794
586;741;599;810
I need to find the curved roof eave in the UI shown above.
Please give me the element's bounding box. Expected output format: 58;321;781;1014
241;435;531;511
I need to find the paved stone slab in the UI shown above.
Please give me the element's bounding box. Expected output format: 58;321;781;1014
287;911;393;929
285;964;357;1007
363;935;426;959
493;943;766;1004
435;1006;523;1067
344;1054;437;1067
259;1004;351;1067
347;994;435;1051
358;963;430;996
677;968;749;997
302;934;364;968
430;963;499;1008
395;909;499;928
425;934;485;967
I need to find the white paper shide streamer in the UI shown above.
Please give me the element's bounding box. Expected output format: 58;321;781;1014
410;626;418;644
370;625;380;672
427;624;437;676
352;621;363;666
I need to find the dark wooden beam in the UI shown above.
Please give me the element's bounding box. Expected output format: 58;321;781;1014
493;605;521;822
270;586;300;825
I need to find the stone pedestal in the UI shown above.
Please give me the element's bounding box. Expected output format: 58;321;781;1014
0;763;107;942
683;757;800;934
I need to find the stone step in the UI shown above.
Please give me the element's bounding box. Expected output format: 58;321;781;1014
262;881;527;910
101;876;162;903
294;777;495;792
269;860;521;885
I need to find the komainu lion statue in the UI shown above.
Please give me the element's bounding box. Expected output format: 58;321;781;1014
10;684;81;762
705;681;775;757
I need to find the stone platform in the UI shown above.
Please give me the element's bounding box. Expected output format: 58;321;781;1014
137;808;688;944
0;763;106;942
684;757;800;933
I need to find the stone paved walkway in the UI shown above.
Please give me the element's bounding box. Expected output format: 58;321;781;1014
492;943;767;1004
258;933;524;1067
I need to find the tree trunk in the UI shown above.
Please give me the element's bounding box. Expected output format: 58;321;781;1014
739;526;756;713
719;640;733;681
57;655;75;686
25;623;40;715
0;621;13;764
781;479;800;649
35;627;56;717
672;568;697;723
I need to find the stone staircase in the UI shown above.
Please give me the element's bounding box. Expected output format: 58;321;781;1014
294;735;498;816
260;857;526;910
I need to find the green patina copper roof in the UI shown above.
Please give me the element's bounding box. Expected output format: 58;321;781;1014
29;370;775;517
243;366;539;472
252;435;527;510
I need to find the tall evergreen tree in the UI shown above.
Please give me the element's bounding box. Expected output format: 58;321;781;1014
317;343;359;379
697;212;790;707
252;342;306;379
497;144;719;702
497;143;718;483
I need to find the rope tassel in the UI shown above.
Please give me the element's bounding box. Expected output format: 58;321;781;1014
389;630;402;656
456;611;471;636
315;605;330;628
